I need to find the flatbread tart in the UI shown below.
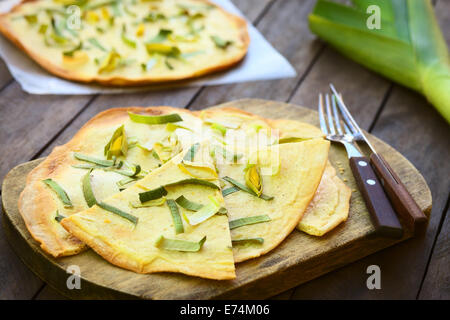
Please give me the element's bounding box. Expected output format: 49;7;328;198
18;104;351;280
19;106;199;257
62;142;236;279
0;0;249;85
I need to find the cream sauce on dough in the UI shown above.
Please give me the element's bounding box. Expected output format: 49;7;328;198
1;0;248;84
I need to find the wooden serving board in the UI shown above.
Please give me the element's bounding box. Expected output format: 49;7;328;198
1;99;432;300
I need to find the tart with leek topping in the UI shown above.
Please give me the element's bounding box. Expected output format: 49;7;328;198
19;106;350;280
0;0;249;85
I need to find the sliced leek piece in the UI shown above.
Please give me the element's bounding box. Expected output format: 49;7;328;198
166;122;192;132
183;142;200;161
154;235;206;252
164;178;220;190
278;137;308;144
63;41;83;57
229;215;271;230
178;161;218;181
222;186;239;197
210;122;227;136
114;164;141;177
130;197;166;208
73;152;115;167
184;196;221;225
104;125;127;160
42;179;73;208
148;28;172;43
166;199;184;234
175;195;203;211
98;50;122;74
139;186;168;203
211;35;232;49
82;170;97;207
145;43;180;56
244;165;262;197
54;210;66;223
121;24;137;48
24;14;38;25
97;202;138;225
87;38;107;52
232;237;264;245
222;176;273;201
128;112;182;124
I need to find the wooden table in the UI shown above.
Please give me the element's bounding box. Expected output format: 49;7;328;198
0;0;449;300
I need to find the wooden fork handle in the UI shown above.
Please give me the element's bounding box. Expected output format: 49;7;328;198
370;153;428;235
349;156;403;238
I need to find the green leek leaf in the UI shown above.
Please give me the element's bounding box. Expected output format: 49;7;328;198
97;202;138;224
73;152;115;167
63;41;83;57
229;215;271;230
87;38;108;52
104;125;128;159
175;195;203;211
166;199;184;234
139;186;168;203
222;176;273;201
128;112;182;124
309;0;450;123
164;178;220;190
211;35;232;49
222;186;240;197
183;142;200;161
232;237;264;245
130;197;166;208
42;179;73;208
183;196;221;225
54;210;66;223
82;170;97;207
154;235;206;252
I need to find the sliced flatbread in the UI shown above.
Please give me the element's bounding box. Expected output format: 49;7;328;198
61;143;236;279
0;0;249;86
219;140;330;262
298;162;351;236
18;106;199;257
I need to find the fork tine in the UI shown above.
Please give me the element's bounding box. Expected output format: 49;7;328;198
331;95;343;135
317;94;328;134
325;94;336;135
343;122;352;134
329;85;360;135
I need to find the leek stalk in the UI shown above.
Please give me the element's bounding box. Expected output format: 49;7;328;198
309;0;450;123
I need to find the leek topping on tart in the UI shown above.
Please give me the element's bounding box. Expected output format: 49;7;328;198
0;0;249;85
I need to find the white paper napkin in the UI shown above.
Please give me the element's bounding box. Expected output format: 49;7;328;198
0;0;296;94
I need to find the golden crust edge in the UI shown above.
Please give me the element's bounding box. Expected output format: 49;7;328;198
0;0;250;86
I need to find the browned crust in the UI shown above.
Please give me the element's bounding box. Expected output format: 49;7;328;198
18;106;190;257
0;0;250;86
61;218;236;280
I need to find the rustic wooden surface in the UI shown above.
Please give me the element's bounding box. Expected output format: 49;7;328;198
1;100;432;299
0;0;448;299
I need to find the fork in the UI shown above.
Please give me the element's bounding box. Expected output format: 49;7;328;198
318;93;403;238
330;85;428;235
